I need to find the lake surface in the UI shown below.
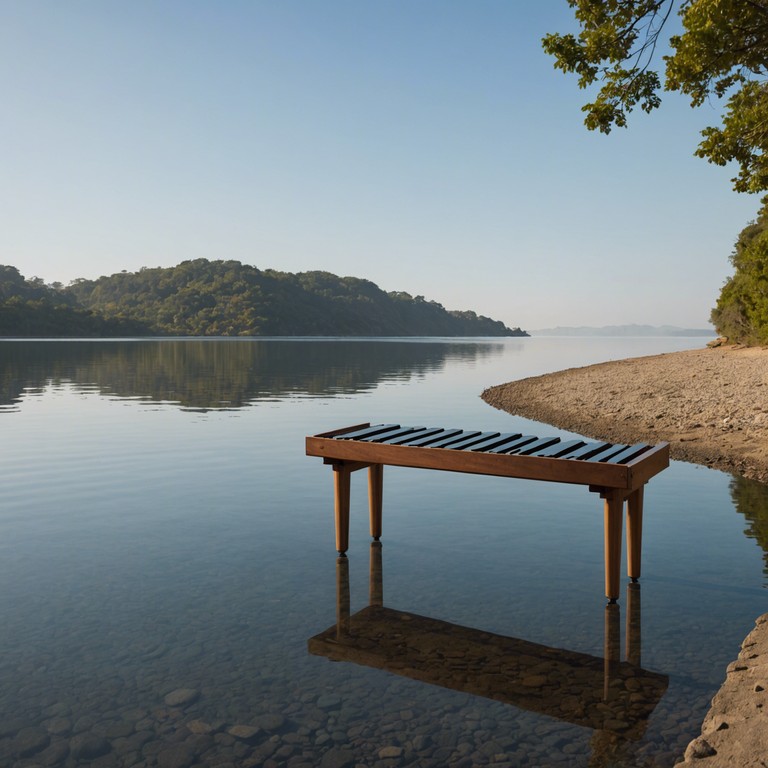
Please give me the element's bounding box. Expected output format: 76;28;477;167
1;337;767;768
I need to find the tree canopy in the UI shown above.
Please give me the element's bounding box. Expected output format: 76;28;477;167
0;265;151;337
710;203;768;343
1;261;528;338
543;0;768;193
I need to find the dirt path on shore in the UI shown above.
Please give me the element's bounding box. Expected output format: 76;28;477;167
481;345;768;484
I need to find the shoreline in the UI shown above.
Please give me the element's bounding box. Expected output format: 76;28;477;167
481;345;768;484
482;343;768;765
675;613;768;767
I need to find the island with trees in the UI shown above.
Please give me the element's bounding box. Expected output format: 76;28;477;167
0;261;527;338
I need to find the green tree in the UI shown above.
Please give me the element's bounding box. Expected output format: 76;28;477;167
711;204;768;343
64;259;529;337
543;0;768;193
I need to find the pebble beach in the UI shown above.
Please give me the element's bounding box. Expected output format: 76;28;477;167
483;342;768;766
482;344;768;484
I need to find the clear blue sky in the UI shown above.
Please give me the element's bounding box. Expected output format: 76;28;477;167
1;1;758;330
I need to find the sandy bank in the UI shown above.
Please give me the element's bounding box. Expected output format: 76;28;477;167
481;345;768;484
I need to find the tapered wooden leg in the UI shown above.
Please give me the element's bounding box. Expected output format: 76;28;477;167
604;491;624;602
368;464;383;540
333;466;351;554
626;486;644;582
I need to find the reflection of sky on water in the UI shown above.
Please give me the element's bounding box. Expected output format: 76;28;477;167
0;337;766;766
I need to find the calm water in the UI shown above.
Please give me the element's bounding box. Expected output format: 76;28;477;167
1;337;766;768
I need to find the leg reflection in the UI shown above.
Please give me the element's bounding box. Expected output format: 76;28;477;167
369;541;383;607
334;544;383;642
603;602;621;702
310;543;667;765
626;581;641;666
336;556;350;640
603;582;643;701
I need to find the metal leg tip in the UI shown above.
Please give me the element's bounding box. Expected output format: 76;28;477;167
373;536;380;541
607;597;618;604
630;577;639;583
337;551;347;558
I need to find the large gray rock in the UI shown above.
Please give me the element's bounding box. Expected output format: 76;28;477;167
253;713;285;732
156;742;198;768
227;724;261;742
164;688;199;707
69;733;111;760
15;727;50;758
319;747;355;768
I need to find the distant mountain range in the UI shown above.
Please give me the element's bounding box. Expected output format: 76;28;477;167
532;324;715;337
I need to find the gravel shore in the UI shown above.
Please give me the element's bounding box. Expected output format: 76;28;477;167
481;344;768;484
673;613;768;768
483;344;768;765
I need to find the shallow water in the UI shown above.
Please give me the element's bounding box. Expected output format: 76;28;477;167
1;337;766;767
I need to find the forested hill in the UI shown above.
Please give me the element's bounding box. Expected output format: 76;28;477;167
1;260;528;337
0;265;152;337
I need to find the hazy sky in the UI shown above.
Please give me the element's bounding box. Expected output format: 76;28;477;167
1;1;759;330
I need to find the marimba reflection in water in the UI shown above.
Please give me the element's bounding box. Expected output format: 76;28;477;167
308;543;669;762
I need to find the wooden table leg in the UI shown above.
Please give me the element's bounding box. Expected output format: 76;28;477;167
603;490;624;602
333;466;351;555
368;464;383;541
626;486;644;582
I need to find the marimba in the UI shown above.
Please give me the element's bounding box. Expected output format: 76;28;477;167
306;423;669;601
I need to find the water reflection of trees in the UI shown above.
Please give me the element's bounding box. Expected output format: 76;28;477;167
0;339;507;411
730;475;768;577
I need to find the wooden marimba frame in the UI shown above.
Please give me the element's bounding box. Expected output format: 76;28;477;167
306;423;669;602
